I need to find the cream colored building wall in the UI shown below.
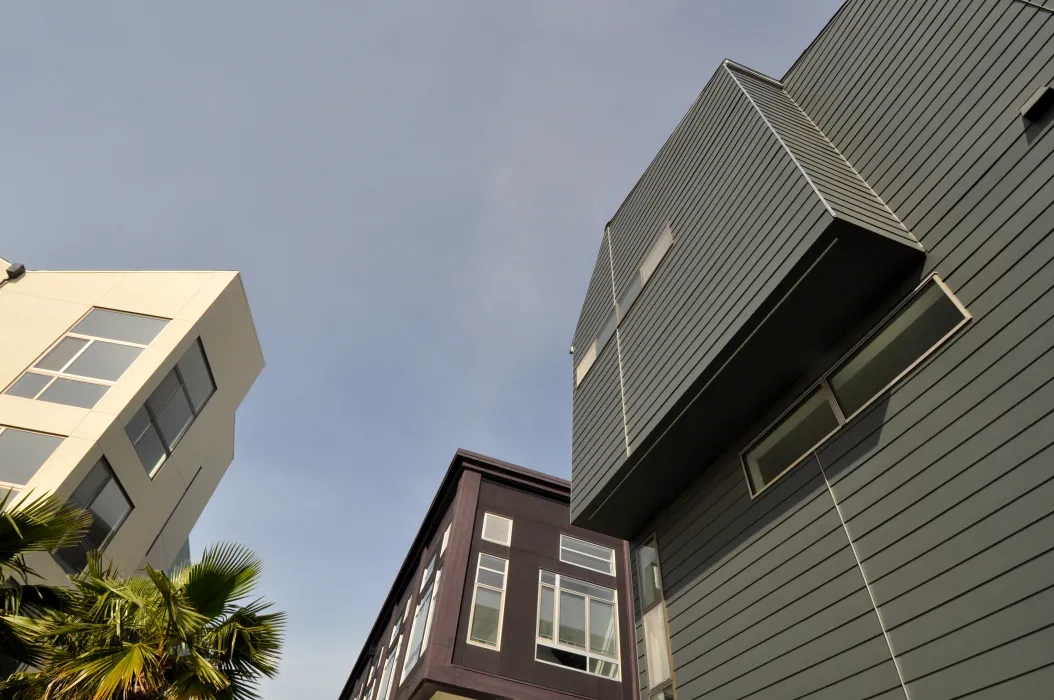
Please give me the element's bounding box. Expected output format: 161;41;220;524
0;269;263;583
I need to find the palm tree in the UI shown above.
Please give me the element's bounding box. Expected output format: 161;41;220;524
1;543;286;700
0;490;92;669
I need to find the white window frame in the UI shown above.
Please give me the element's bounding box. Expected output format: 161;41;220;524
440;523;451;554
535;570;622;681
400;567;441;684
559;534;615;576
3;307;168;406
481;512;513;546
466;553;508;650
374;631;402;700
739;273;971;498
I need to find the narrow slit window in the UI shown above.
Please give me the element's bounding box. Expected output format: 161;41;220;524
468;553;508;649
636;537;675;695
574;340;598;387
560;534;615;576
481;513;513;546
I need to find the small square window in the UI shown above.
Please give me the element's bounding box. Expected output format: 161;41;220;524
482;513;513;546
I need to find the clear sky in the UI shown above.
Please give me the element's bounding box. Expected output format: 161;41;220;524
1;2;843;696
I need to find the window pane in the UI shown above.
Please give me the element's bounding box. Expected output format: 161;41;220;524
575;341;598;386
69;460;112;507
65;341;142;382
588;657;620;680
0;428;62;485
133;424;167;475
560;576;616;602
154;388;194;450
421;555;436;587
178;341;214;413
34;337;88;371
618;273;642;320
469;587;503;646
589;599;618;658
650;689;676;700
72;309;168;345
147;371;182;414
479;553;507;573
541;571;557;586
404;584;433;673
744;387;839;493
561;535;615;575
640;224;674;285
558;591;586;649
482;513;512;545
476;569;505;589
38;378;108;409
539;586;555;639
53;542;88;574
536;644;587;672
91;479;130;531
638;543;663;610
596;309;618;351
643;605;672;687
125;407;152;443
7;372;52;399
831;281;965;416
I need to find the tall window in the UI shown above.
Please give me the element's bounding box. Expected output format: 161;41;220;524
481;513;513;546
401;550;442;682
742;275;970;496
5;308;168;409
637;538;675;698
374;621;402;700
560;535;615;576
468;554;508;649
0;426;62;489
53;458;133;574
125;339;215;477
536;571;621;680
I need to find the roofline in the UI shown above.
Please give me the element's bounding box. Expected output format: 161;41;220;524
781;0;853;82
338;449;569;698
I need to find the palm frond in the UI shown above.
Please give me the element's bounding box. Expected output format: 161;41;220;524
181;543;262;620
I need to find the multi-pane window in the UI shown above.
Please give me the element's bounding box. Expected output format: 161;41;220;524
125;339;215;477
742;275;970;496
53;458;133;574
536;571;621;680
5;309;167;409
560;534;615;576
374;625;402;700
637;538;675;696
468;554;508;649
481;513;513;546
0;426;62;489
575;223;674;387
401;549;442;682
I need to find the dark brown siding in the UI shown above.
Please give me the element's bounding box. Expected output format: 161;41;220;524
452;478;635;700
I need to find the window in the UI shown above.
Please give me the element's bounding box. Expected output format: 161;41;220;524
560;534;615;576
468;554;508;649
481;513;513;546
4;308;168;409
536;571;621;680
401;551;442;682
375;628;402;700
617;223;674;322
741;275;970;496
440;523;451;554
53;458;132;574
125;339;216;477
637;538;675;695
574;339;598;387
0;426;62;488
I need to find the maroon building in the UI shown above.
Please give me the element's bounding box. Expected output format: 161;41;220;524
338;450;637;700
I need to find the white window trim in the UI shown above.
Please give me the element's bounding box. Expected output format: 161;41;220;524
400;568;441;684
535;570;622;681
440;523;451;554
559;534;616;576
481;512;513;546
739;273;971;499
467;553;508;650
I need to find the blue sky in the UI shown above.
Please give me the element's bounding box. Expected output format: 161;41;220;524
0;2;842;696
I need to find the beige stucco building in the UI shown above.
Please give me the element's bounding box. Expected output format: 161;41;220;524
0;255;263;582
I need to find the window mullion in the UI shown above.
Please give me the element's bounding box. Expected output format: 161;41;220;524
57;338;95;374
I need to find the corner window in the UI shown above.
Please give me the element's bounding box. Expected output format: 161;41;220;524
125;339;215;477
560;534;615;576
536;571;620;680
637;538;675;695
0;426;62;488
468;553;508;649
481;513;513;546
741;275;969;497
53;458;132;574
4;308;168;409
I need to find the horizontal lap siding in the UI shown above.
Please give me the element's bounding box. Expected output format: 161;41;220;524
570;346;626;519
788;0;1054;697
633;453;902;700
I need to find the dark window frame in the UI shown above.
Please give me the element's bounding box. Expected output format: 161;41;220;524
53;457;133;574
